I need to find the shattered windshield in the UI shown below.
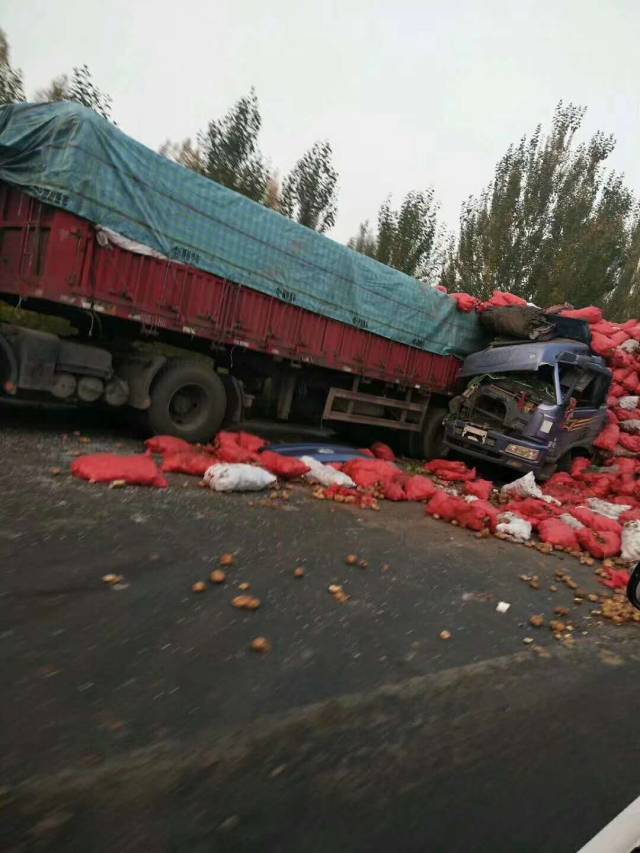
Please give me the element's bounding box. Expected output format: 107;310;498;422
471;369;556;404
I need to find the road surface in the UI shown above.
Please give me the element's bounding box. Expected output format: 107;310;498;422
1;402;639;852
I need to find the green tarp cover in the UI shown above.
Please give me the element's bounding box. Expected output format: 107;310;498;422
0;102;485;358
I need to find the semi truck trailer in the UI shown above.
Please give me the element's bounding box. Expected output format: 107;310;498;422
0;102;610;473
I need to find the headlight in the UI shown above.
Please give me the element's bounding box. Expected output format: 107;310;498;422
505;444;539;461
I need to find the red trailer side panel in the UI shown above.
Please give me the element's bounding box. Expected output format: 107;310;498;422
0;184;460;391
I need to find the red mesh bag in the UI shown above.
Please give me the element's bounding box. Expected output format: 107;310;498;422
457;499;499;532
569;507;622;535
145;435;192;455
615;409;640;421
537;518;579;550
371;441;396;462
611;330;631;347
613;367;633;384
341;458;400;489
72;453;168;487
464;479;493;500
593;423;620;452
216;442;258;463
591;320;621;335
161;451;216;476
611;350;633;369
577;528;621;559
612;494;639;506
616;475;637;497
214;432;260;463
258;451;310;479
425;490;466;521
577;474;614;499
451;293;479;312
383;481;407;501
559;306;602;324
620;508;640;523
424;459;476;482
590;333;615;356
501;498;560;527
486;290;528;308
618;433;640;453
235;431;267;452
570;457;591;478
404;475;437;501
614;457;639;474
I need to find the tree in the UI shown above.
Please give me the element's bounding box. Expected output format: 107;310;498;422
158;138;206;174
442;102;636;308
348;189;441;279
34;65;113;121
34;74;69;104
198;88;269;202
263;173;282;211
280;141;338;232
347;221;376;257
0;29;25;105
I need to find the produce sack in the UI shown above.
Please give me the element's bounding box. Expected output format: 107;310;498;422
72;453;168;487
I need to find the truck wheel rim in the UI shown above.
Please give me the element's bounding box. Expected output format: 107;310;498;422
168;384;207;427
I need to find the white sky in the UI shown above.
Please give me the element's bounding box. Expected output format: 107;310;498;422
4;0;640;242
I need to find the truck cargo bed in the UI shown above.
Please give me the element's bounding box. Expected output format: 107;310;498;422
0;183;460;391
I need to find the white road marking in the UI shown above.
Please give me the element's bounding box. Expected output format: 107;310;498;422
577;794;640;852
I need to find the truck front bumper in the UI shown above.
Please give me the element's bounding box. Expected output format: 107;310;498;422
443;419;551;474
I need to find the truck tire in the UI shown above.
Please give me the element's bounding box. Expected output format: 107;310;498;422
146;360;226;443
410;406;449;460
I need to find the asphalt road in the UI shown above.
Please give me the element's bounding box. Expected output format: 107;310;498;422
2;402;640;852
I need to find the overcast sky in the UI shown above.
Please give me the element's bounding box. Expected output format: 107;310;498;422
4;0;640;242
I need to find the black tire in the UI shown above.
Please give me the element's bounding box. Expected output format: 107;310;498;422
627;563;640;610
410;406;449;460
146;360;227;443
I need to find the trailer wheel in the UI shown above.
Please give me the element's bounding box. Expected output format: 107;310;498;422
146;360;226;443
410;406;449;460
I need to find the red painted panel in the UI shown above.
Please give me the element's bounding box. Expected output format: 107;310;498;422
0;183;460;391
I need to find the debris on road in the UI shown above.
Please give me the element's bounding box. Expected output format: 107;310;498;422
102;574;123;585
191;581;207;593
231;595;261;610
63;424;640;640
496;601;511;614
328;584;349;603
210;570;226;584
529;615;545;628
250;637;271;654
293;567;305;578
439;630;452;640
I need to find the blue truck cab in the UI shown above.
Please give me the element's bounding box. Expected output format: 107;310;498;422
443;339;611;477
